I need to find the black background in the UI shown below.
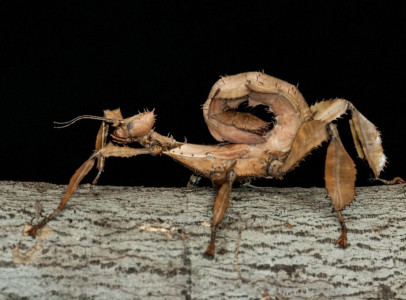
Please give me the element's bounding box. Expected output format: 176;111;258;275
2;1;405;188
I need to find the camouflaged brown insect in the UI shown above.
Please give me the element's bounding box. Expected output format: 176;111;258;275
27;72;404;257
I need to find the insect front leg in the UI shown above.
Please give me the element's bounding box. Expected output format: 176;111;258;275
27;143;153;238
92;121;109;184
92;108;125;184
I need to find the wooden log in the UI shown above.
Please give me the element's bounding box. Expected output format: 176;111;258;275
1;181;405;299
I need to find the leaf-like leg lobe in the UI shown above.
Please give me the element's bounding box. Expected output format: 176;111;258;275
204;172;235;257
351;108;386;178
325;124;356;211
276;120;329;175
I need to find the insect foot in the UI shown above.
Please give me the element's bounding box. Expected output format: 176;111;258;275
335;234;347;248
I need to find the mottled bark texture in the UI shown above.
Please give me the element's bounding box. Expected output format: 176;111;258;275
1;181;405;299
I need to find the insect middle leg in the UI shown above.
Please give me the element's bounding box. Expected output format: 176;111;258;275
204;171;236;257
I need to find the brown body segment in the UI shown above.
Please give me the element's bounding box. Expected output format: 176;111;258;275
166;143;269;181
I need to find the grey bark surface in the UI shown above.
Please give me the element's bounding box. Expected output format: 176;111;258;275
1;181;405;299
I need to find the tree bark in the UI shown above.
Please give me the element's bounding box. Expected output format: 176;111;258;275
1;181;405;299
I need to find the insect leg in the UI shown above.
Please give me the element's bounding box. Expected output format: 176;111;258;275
204;171;236;257
27;143;153;238
335;211;347;248
271;120;329;176
349;107;405;183
324;124;356;211
349;107;386;178
186;173;201;188
311;99;403;184
92;121;109;185
92;108;125;184
324;124;355;247
375;177;405;184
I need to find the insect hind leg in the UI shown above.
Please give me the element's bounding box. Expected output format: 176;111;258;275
335;211;348;248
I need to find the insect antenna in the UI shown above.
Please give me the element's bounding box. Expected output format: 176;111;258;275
53;115;122;128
